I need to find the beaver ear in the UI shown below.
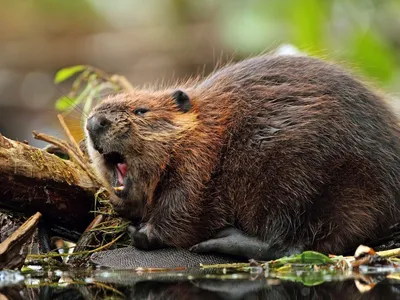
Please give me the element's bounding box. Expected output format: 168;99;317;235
171;90;192;113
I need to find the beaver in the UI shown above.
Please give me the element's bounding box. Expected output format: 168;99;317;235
85;53;400;260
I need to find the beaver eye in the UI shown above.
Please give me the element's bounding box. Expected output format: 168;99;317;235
134;108;149;116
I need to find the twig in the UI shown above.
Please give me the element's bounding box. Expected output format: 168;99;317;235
68;214;105;265
32;131;99;184
27;233;124;260
110;74;134;91
377;247;400;258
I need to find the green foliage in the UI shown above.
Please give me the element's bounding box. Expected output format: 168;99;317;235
349;30;396;83
54;65;87;84
289;0;328;51
55;96;76;111
273;251;334;265
215;0;400;91
53;66;122;124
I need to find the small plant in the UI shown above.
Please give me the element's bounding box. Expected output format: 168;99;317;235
54;65;133;124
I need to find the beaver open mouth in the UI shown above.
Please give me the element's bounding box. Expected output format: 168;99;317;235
103;152;128;195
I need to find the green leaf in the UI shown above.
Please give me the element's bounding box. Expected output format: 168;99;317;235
54;65;87;84
55;96;77;112
273;251;334;266
298;251;334;264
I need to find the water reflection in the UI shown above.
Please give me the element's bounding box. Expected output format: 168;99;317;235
1;268;400;299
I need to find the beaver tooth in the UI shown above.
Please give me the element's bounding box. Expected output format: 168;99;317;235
113;186;125;191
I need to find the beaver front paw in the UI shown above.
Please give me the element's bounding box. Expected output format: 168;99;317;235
128;224;165;250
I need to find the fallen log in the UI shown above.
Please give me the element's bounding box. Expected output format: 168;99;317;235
0;132;100;240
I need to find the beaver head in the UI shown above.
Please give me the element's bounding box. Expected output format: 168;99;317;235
85;89;195;222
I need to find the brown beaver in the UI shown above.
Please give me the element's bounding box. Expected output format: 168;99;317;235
85;53;400;260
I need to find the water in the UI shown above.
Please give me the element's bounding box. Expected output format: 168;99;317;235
2;265;400;299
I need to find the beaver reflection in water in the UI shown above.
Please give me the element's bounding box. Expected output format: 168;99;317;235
85;54;400;260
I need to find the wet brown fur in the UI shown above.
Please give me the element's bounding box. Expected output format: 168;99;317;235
87;54;400;254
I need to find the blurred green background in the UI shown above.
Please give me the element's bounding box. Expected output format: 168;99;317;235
0;0;399;146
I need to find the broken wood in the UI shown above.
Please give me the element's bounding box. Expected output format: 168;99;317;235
0;213;23;244
0;133;106;239
0;212;41;269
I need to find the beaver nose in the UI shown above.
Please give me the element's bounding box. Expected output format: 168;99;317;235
86;115;111;136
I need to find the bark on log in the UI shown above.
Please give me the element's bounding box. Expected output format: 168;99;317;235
0;133;100;240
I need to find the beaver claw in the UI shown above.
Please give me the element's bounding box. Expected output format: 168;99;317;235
128;224;165;250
